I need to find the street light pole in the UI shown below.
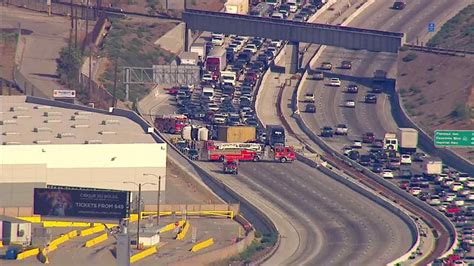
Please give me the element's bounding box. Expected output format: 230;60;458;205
123;181;156;251
136;183;141;250
143;173;162;226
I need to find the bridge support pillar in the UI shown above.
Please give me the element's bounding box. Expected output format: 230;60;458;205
285;41;299;74
183;23;190;52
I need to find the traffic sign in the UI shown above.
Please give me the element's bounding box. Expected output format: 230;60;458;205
428;22;435;32
434;130;474;147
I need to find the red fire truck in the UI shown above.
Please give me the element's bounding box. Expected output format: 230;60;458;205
154;114;188;134
204;141;296;163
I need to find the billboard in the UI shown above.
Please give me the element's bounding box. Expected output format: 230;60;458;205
34;188;130;219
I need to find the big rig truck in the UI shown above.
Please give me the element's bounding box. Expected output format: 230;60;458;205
206;47;227;80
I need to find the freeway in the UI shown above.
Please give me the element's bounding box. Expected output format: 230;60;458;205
236;160;413;265
301;0;470;148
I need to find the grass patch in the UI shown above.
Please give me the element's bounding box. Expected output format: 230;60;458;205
408;86;421;94
101;18;175;103
427;4;474;51
228;232;278;264
449;103;471;120
417;97;428;105
399;46;409;51
402;52;418;62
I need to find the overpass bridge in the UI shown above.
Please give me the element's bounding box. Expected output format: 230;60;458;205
182;9;406;73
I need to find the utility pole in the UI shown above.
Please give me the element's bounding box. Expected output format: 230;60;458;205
112;55;119;108
143;173;162;226
74;8;78;49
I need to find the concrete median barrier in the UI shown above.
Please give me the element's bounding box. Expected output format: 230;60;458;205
16;248;40;260
80;224;105;237
176;222;190;240
130;246;157;264
84;233;108;248
191;238;214;252
160;220;186;234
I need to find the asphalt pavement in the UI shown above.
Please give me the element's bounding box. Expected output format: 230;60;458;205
1;6;72;98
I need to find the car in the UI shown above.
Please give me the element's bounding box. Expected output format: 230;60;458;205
321;62;333;70
305;103;316;113
451;182;464;192
362;132;375;143
344;100;356;108
410;187;421;196
310;71;324;80
244;44;258;54
400;154;412;164
400;169;413;179
321;126;334;137
270;40;283;48
304;93;315;103
340;60;352;69
365;94;377;103
348;150;360;160
343;146;353;156
382;169;394;179
372;163;383;173
335;124;348;135
428;195;441;205
293;14;305;22
371;86;383;93
392;1;406;10
329;78;341;87
412;152;426;162
188;149;199;160
352;140;362;149
346;84;358;93
359;155;371;166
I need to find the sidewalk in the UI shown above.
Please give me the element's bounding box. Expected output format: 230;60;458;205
1;6;72;98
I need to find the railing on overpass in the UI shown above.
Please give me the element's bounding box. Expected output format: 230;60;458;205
183;9;405;37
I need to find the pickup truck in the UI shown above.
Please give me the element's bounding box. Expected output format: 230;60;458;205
335;124;348;135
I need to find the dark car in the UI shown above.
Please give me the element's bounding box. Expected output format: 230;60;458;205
310;71;324;80
362;132;376;143
341;60;352;69
321;126;334;137
264;51;275;60
400;169;413;179
346;84;358;93
371;86;383;93
237;52;252;64
359;155;371;166
348;150;360;160
188;149;199;160
279;4;290;17
372;163;383;173
365;94;377;104
392;1;406;10
305;103;316;113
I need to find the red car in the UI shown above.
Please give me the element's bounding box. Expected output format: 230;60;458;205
362;132;375;143
165;87;179;95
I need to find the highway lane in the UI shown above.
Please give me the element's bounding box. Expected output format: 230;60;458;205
236;160;413;265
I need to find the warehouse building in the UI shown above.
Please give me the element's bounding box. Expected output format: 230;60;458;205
0;96;167;214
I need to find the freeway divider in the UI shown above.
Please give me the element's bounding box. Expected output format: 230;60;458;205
190;238;214;252
17;216;41;223
43;221;91;228
84;233;108;248
16;248;40;260
80;224;105;237
160;220;186;234
130;246;157;264
141;210;234;219
176;222;190;240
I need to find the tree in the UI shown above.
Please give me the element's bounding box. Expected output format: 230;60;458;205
57;46;83;89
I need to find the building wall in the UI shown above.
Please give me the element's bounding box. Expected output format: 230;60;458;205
0;143;167;192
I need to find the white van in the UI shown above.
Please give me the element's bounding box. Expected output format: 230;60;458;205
221;71;237;86
201;87;215;101
271;12;284;19
211;33;224;46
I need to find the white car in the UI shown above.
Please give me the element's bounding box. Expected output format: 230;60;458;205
329;78;341;87
443;193;456;202
267;46;278;56
467;193;474;201
202;73;213;82
457;173;469;182
244;44;258;54
450;182;464;191
428;196;441;206
454;198;465;206
344;100;356;108
435;173;448;182
382;169;394;179
212;36;224;46
400;154;412;164
410;187;421;196
271;40;283;48
343;146;353;156
466;179;474;188
352;140;362;149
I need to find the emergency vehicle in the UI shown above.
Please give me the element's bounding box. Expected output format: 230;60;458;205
154;114;189;134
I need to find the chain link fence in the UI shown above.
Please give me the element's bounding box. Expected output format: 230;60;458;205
4;0;97;20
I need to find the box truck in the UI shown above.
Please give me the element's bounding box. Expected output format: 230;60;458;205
423;158;442;175
399;128;418;154
225;0;249;14
190;41;206;60
206;47;227;80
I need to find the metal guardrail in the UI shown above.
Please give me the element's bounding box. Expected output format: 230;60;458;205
405;44;474;56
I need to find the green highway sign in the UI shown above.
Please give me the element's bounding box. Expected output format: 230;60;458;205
434;130;474;147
